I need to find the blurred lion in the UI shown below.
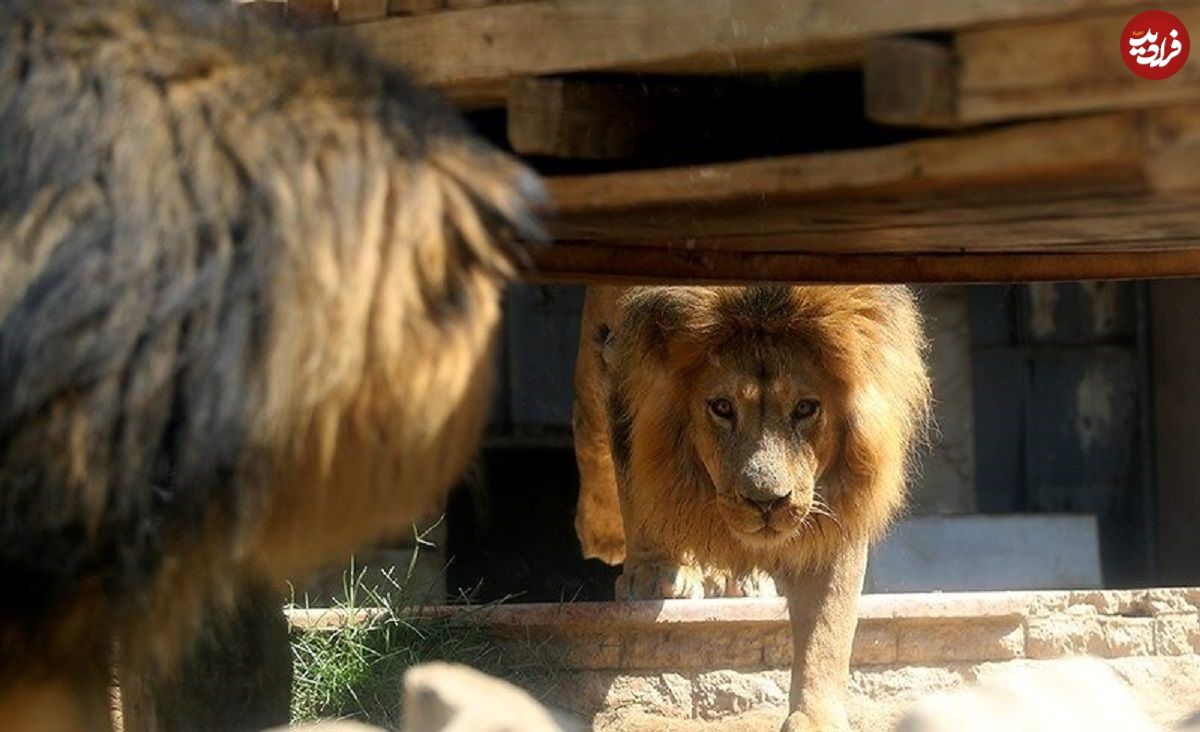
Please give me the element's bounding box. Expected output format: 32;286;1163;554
573;285;930;732
0;0;545;728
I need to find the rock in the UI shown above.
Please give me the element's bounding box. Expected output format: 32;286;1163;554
403;662;582;732
893;658;1158;732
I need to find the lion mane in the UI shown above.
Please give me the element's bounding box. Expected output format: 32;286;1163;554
0;0;544;719
579;285;931;576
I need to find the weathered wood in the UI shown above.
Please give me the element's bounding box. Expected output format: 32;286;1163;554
519;106;1200;284
508;73;893;163
338;0;1147;107
549;113;1147;212
120;583;291;732
507;77;660;159
552;193;1200;253
866;6;1200;128
524;245;1200;285
865;37;959;128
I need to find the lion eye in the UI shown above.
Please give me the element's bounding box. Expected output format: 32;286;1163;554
708;398;736;421
793;399;821;422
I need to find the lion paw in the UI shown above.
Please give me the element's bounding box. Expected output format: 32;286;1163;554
780;707;850;732
615;561;706;600
578;521;627;565
703;567;778;598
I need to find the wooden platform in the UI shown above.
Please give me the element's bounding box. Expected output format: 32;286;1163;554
243;0;1200;284
532;108;1200;284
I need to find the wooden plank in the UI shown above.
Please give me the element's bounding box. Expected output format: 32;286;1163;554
521;105;1200;284
547;106;1200;214
547;112;1150;212
524;244;1200;285
865;37;959;128
866;6;1200;128
338;0;1147;107
551;194;1200;253
507;77;658;159
509;73;893;162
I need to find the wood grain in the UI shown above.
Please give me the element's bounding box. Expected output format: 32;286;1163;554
338;0;1148;106
524;244;1200;285
546;112;1152;212
866;5;1200;128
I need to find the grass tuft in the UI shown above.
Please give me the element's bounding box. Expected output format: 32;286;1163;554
288;522;562;729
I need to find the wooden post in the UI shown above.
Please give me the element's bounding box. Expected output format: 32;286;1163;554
120;582;292;732
864;36;959;128
508;77;661;159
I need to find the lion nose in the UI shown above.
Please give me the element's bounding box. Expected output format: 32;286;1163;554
738;482;788;512
748;496;782;514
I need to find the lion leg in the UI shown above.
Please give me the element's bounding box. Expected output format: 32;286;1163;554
0;671;112;732
572;286;628;565
776;538;867;732
615;554;707;600
573;402;626;565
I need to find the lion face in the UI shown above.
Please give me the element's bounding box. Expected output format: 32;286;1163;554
607;285;930;573
685;341;840;548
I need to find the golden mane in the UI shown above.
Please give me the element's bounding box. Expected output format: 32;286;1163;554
607;285;931;573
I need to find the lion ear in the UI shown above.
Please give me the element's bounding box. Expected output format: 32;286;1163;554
614;287;713;367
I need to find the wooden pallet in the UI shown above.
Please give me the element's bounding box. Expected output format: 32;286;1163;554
236;0;1200;283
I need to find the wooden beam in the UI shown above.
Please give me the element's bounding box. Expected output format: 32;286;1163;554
547;112;1154;212
866;6;1200;128
520;106;1200;284
337;0;1148;107
507;77;658;159
551;194;1200;253
865;37;959;128
524;245;1200;285
546;106;1200;213
507;74;877;161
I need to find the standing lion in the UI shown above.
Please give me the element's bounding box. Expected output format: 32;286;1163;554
0;0;545;728
573;285;930;732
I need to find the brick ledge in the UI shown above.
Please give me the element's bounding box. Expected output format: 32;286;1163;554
287;587;1200;632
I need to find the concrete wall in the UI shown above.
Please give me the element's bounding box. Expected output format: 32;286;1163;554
912;286;976;514
969;283;1152;586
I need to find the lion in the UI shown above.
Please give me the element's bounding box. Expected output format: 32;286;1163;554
573;285;930;731
0;0;545;728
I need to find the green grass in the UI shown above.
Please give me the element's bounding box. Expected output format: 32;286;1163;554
288;524;562;729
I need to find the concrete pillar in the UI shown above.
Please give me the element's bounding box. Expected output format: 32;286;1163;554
1150;279;1200;585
